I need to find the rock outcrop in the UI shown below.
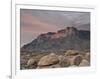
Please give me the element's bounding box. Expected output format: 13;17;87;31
79;59;90;66
20;50;90;69
38;53;59;66
27;58;37;67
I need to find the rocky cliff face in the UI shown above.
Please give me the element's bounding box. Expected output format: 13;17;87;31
37;27;78;39
21;27;90;52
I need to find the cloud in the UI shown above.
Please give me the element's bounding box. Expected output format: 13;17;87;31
20;9;90;46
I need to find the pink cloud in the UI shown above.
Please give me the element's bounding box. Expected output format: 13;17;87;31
20;10;61;46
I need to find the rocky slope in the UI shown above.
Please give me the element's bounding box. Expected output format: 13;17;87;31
21;27;90;52
20;50;90;69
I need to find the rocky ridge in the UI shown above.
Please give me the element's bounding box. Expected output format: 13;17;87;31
21;27;90;52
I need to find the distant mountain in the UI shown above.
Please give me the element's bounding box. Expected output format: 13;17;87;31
21;27;90;52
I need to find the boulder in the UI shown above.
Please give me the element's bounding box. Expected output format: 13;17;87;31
38;53;59;66
69;55;83;66
58;55;70;67
74;55;83;66
79;59;90;66
50;53;56;56
27;58;37;67
65;50;79;56
58;55;64;61
84;52;90;62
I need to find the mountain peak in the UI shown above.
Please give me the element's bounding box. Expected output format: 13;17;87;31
57;27;77;33
21;27;90;52
66;27;77;32
37;27;78;40
57;27;78;37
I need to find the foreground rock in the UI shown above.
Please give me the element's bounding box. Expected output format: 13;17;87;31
27;58;37;66
65;50;79;56
79;59;90;66
20;50;90;69
84;52;90;62
58;55;70;67
69;55;83;66
38;53;59;66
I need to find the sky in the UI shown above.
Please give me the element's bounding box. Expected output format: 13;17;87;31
20;9;90;47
